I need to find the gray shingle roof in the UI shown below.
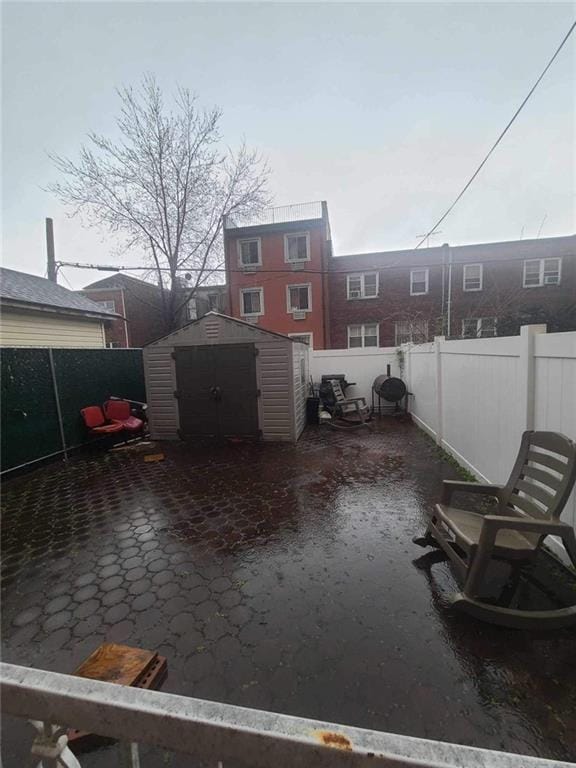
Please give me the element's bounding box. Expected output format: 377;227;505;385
0;268;119;318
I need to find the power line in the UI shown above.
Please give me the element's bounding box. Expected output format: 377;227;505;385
57;247;575;281
415;21;576;250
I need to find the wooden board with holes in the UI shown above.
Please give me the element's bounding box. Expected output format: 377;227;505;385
74;643;156;686
68;643;168;750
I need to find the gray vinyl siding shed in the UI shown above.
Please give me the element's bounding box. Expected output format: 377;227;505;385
143;312;309;443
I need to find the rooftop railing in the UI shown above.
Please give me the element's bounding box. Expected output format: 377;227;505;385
1;662;568;768
224;201;324;229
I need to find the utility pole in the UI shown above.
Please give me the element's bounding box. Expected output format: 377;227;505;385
46;218;57;283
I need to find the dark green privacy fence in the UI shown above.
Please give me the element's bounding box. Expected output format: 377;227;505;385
1;348;145;473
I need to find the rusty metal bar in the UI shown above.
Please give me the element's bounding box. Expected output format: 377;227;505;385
1;663;571;768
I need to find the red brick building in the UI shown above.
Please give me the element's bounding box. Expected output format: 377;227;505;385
80;274;166;347
224;202;332;349
328;235;575;349
81;274;230;347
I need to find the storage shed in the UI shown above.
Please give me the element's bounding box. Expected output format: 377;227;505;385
143;312;310;442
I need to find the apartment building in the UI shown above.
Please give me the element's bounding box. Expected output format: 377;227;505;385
186;284;229;321
81;273;165;347
223;201;332;349
328;235;575;349
82;275;230;347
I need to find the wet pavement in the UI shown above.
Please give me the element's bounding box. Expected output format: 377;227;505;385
2;419;576;764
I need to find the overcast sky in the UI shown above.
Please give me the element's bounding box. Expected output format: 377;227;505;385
2;1;574;289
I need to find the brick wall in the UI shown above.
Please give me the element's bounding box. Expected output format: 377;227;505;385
81;288;128;347
328;236;575;349
225;218;329;348
81;276;166;347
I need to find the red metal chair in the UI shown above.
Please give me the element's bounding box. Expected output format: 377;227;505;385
103;399;144;433
81;406;124;435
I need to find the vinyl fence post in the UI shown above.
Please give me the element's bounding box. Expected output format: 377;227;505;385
519;324;547;432
48;349;68;461
434;336;445;446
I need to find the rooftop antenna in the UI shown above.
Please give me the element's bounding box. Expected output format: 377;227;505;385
537;214;548;238
416;229;442;248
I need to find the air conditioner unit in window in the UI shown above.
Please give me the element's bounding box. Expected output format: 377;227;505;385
242;266;258;274
348;290;362;299
291;262;305;271
544;275;558;284
245;316;258;325
292;310;306;321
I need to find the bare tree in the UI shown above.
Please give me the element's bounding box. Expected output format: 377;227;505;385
457;273;576;337
50;76;270;331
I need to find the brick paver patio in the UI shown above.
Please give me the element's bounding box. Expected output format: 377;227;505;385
2;420;576;764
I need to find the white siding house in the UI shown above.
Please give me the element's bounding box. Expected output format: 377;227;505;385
0;268;118;348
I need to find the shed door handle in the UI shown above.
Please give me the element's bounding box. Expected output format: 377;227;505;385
210;386;222;401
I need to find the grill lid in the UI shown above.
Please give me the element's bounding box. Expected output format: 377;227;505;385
372;375;407;402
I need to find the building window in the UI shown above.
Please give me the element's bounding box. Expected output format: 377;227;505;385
348;324;379;348
463;263;483;291
96;300;116;312
523;258;561;287
208;293;220;311
288;333;313;348
461;317;497;338
284;232;310;262
287;283;312;312
240;288;264;316
410;269;429;295
106;341;121;348
238;238;261;267
347;273;379;299
395;320;429;345
187;297;197;320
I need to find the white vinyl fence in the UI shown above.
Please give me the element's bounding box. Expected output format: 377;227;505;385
310;347;400;404
405;326;576;538
311;326;576;539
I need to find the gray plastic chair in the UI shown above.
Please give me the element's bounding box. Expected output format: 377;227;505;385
414;430;576;628
328;379;370;424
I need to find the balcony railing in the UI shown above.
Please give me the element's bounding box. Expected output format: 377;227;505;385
224;201;324;230
0;662;564;768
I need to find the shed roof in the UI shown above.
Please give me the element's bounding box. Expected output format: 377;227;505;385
0;267;121;319
146;311;303;347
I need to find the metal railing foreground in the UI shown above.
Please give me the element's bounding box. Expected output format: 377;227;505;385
1;662;572;768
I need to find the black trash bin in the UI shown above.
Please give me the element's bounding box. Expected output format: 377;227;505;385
306;397;320;425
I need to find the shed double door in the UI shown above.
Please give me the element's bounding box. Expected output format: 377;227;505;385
174;344;259;438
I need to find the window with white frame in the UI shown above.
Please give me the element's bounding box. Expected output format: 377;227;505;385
348;323;379;348
288;333;313;348
240;287;264;316
347;272;379;299
394;319;429;345
463;263;483;291
461;317;497;338
287;284;311;312
410;269;429;295
208;293;221;311
96;299;116;312
284;232;310;262
238;238;261;267
523;258;561;287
